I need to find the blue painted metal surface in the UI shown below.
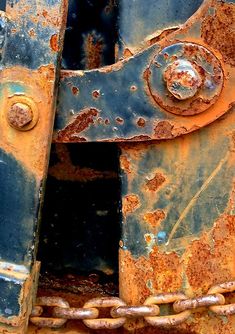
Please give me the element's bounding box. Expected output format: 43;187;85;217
118;0;203;56
0;150;37;265
3;2;64;69
55;44;164;141
0;0;67;329
120;115;235;257
0;1;5;11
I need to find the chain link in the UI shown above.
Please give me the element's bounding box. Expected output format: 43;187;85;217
111;305;160;318
30;280;235;329
208;281;235;315
30;297;70;328
53;306;99;320
83;297;127;329
144;292;191;327
173;293;225;313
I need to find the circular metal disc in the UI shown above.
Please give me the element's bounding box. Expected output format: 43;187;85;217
148;42;224;116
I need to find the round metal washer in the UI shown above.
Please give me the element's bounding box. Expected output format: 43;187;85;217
147;42;224;116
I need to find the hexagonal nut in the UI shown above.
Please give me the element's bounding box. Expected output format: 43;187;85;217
163;60;203;100
7;102;33;129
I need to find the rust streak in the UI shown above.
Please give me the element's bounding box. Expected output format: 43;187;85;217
56;108;99;142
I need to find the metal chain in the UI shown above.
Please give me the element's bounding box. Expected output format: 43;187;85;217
30;280;235;329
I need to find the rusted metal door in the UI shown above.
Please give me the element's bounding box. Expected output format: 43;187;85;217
0;0;235;333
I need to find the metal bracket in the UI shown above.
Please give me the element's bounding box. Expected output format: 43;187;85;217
0;0;67;332
54;0;235;143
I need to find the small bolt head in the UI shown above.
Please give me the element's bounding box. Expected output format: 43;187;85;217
8;102;33;129
163;60;202;100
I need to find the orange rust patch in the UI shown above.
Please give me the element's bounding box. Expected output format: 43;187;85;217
143;68;151;81
154;121;174;139
144;234;153;243
56;108;99;142
120;181;235;309
92;90;100;99
119;247;182;305
201;2;235;66
49;163;117;182
116;117;124;124
50;34;59;52
120;155;131;174
120;213;235;332
71;86;79;95
146;173;166;191
28;29;36;38
42;9;48;18
123;194;140;215
137;118;146;127
185;214;235;293
123;48;133;58
143;210;166;228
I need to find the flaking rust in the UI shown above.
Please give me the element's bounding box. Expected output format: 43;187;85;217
201;1;235;67
120;212;235;333
123;194;141;216
55;108;99;142
119;104;235;333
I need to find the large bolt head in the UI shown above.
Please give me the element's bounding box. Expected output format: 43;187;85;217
147;42;224;116
163;60;202;100
7;102;33;129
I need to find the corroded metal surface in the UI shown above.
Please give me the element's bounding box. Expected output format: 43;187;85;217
7;102;34;130
28;278;121;334
173;294;225;313
54;0;235;143
163;59;203;101
1;0;234;334
116;4;235;331
30;297;70;328
83;297;126;329
0;0;67;332
28;282;235;332
119;106;235;332
148;43;224;115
